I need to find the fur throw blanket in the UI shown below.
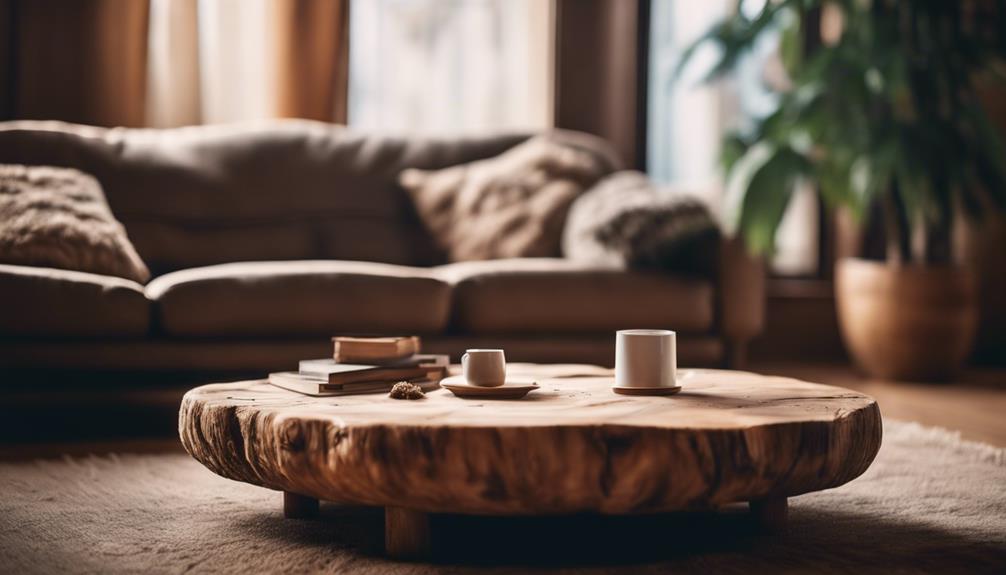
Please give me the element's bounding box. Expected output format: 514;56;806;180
563;171;720;274
0;165;150;283
400;135;615;262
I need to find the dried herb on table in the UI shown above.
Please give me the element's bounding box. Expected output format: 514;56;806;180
389;382;425;400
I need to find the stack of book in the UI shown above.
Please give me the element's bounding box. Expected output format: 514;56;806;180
268;336;448;396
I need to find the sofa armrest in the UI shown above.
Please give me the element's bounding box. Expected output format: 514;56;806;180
716;237;766;367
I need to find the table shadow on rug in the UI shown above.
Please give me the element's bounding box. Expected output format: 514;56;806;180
228;502;1005;572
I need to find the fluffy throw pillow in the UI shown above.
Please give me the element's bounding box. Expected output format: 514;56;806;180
400;136;613;261
563;171;720;274
0;164;150;283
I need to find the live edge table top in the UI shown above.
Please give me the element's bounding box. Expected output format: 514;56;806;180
179;366;882;516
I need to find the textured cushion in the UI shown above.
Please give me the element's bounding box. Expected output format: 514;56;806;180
434;259;714;334
400;133;619;262
563;171;719;275
0;164;149;282
0;263;149;337
146;261;452;337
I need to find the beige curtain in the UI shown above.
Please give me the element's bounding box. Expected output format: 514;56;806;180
146;0;201;127
1;0;150;126
0;0;349;127
146;0;349;127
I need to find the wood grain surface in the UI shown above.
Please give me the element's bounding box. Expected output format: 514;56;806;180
179;368;882;515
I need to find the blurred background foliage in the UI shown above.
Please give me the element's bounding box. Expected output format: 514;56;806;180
685;0;1006;263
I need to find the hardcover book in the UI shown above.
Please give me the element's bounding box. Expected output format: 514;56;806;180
268;372;440;397
332;336;420;363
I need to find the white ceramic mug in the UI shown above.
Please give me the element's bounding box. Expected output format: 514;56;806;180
615;330;676;388
461;349;506;387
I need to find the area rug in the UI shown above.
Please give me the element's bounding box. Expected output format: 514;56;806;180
1;420;1003;574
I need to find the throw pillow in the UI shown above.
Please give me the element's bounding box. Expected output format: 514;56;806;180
563;171;720;274
399;135;613;261
0;164;150;283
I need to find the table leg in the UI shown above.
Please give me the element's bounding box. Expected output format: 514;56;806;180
385;507;432;559
283;491;318;519
749;497;788;532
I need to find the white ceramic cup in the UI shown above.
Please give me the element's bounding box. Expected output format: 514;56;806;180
615;329;676;388
461;349;506;387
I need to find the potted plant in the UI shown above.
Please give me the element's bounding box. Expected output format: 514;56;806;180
684;0;1006;380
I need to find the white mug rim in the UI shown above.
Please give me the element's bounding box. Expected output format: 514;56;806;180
617;329;675;337
464;348;505;353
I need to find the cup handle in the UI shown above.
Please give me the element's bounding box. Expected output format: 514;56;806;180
461;352;469;374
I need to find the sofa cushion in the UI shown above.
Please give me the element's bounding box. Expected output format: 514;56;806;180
146;261;452;337
400;133;619;262
0;164;150;283
434;259;714;334
0;264;149;337
563;171;720;275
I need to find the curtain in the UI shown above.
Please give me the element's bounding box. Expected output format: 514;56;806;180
274;0;349;122
1;0;150;126
553;0;647;169
0;0;349;128
148;0;349;127
146;0;201;127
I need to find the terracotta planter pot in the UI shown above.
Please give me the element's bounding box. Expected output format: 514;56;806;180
835;258;978;381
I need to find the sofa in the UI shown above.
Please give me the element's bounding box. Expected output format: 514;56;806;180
0;120;764;382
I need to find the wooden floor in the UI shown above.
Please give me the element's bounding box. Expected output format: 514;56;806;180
1;362;1003;461
752;361;1006;447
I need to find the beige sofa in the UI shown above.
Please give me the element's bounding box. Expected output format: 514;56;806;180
0;120;764;377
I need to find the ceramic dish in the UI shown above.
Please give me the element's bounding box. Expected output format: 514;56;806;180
440;375;539;399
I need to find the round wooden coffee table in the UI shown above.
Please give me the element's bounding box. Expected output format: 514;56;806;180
179;368;881;558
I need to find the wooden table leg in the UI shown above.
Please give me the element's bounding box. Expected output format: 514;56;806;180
749;497;788;532
385;507;432;559
283;491;318;519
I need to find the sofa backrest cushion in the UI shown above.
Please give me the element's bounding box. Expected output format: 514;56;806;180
0;120;544;274
400;134;619;262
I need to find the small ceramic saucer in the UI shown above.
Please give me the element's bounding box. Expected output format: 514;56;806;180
611;385;682;396
440;375;539;399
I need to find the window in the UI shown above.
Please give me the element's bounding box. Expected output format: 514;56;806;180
348;0;553;135
647;0;819;275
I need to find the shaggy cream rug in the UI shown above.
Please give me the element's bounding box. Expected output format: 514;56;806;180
1;420;1004;574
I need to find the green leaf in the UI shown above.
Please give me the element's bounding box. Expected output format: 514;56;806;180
779;9;803;76
737;146;809;254
676;0;805;83
721;133;751;174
